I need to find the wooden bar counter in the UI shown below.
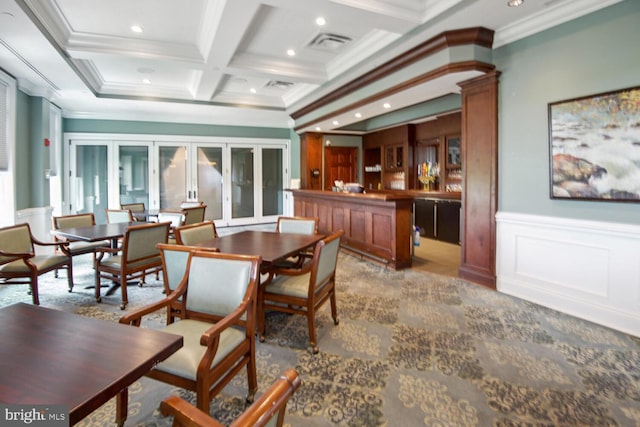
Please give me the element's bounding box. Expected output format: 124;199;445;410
290;189;414;270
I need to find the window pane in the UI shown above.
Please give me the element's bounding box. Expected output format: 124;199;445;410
159;146;187;209
75;145;108;224
119;146;149;209
196;147;223;220
262;148;283;216
231;147;254;219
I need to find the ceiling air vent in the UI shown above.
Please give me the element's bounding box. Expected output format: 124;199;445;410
265;80;294;90
307;33;352;51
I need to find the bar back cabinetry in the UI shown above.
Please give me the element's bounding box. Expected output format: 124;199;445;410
414;198;460;245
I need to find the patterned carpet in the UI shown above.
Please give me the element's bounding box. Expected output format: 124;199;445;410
1;251;639;427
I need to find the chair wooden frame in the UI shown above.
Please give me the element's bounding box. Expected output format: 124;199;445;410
174;221;218;246
120;250;262;413
95;221;170;309
0;223;74;305
160;368;301;427
258;230;343;354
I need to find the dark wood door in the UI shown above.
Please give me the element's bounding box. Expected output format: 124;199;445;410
324;146;357;189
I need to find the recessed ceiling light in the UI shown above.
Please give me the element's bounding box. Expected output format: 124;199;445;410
355;112;362;118
287;49;296;56
332;120;339;126
383;103;391;109
131;25;143;33
316;17;326;26
507;0;523;6
315;127;321;131
249;88;257;94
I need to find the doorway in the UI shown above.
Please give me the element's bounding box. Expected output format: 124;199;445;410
324;146;358;189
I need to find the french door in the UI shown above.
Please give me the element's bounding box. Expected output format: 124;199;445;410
157;140;287;226
68;139;153;224
66;135;289;226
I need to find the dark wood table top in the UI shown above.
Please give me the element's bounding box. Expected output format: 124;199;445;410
0;303;182;425
192;230;325;266
52;221;140;243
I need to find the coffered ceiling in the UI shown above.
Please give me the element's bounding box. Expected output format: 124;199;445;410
0;0;622;132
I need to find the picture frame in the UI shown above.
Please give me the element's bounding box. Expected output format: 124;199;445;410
445;135;461;168
548;85;640;202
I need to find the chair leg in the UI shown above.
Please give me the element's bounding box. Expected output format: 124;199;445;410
330;291;339;325
307;307;318;354
66;263;74;293
257;290;266;342
30;275;40;306
246;344;258;403
94;267;102;302
120;272;128;310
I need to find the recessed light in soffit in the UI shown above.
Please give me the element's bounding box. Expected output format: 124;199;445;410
307;33;352;51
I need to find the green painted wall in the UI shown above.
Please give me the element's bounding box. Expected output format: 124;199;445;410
63;119;289;139
15;90;30;211
494;0;640;225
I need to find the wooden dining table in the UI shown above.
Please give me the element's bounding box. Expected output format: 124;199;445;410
190;230;325;270
52;221;141;249
0;302;182;426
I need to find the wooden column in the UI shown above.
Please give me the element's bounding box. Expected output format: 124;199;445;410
458;71;500;289
299;132;323;190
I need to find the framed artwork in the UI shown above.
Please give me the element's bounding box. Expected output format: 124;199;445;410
549;85;640;202
446;135;461;168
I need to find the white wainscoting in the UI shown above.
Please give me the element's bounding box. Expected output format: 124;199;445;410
496;211;640;337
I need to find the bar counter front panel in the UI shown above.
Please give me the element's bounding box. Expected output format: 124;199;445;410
290;189;414;270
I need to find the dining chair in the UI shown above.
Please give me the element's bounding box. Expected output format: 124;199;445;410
94;221;171;309
157;211;186;244
182;205;207;225
174;220;218;246
121;202;146;221
272;216;319;269
119;249;262;412
258;230;343;354
0;223;74;305
105;208;135;223
51;213;110;278
157;243;219;324
160;368;301;427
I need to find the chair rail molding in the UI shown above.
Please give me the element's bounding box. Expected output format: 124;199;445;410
496;211;640;337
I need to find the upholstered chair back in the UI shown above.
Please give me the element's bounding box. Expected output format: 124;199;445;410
124;222;170;262
276;216;318;235
53;213;95;229
175;221;217;246
185;254;254;318
182;206;206;225
0;224;33;264
157;211;185;228
121;202;145;213
314;231;342;289
106;209;134;223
